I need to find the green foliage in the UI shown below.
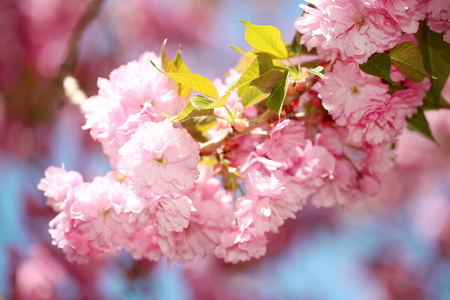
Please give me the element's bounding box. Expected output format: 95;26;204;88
239;20;288;59
165;97;215;122
243;70;285;94
204;92;231;109
241;86;269;107
229;45;257;58
406;108;437;143
230;53;273;94
359;53;393;83
416;20;450;109
388;42;430;83
266;71;290;118
308;66;325;80
160;41;192;98
151;61;219;100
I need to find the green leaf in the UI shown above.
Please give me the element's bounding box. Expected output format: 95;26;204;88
173;45;192;98
388;41;430;82
190;96;214;109
160;39;177;73
167;96;215;122
229;45;257;58
308;66;325;80
173;45;190;73
241;86;269;107
230;53;273;91
359;53;393;83
266;71;289;117
151;61;219;100
204;92;231;109
239;69;285;94
239;20;288;59
416;20;450;109
406;108;437;143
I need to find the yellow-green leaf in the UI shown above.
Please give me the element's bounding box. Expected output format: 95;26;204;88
239;20;288;59
205;92;231;109
160;39;177;73
239;69;285;94
229;45;257;58
191;96;214;109
151;61;219;100
168;96;215;122
230;53;273;92
266;71;289;118
389;42;430;82
173;45;192;98
241;86;269;107
359;53;393;83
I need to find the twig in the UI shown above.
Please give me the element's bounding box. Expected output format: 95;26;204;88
55;0;104;106
199;71;323;157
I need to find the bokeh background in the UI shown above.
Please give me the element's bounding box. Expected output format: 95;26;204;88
1;0;450;299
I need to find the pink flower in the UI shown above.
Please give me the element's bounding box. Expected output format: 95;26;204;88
320;60;406;144
146;194;193;236
291;145;364;208
236;169;302;235
345;97;408;144
37;165;83;212
391;75;430;119
420;0;450;42
117;120;200;196
49;175;147;263
15;244;68;300
214;221;267;264
82;52;187;167
257;119;310;168
158;171;233;263
320;60;390;127
124;226;162;261
310;157;363;208
295;0;402;63
377;0;424;33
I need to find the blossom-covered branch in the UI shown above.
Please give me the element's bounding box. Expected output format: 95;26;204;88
38;0;450;265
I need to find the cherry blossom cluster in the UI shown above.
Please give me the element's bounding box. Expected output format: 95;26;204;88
39;0;449;264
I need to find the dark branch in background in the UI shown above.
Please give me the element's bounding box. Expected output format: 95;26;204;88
55;0;104;107
199;63;332;157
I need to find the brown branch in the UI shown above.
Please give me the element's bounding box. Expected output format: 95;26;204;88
55;0;104;106
199;63;333;157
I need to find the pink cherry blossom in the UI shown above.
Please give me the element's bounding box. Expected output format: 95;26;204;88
295;0;403;63
377;0;424;33
37;165;83;212
420;0;450;42
345;96;408;144
82;52;188;167
49;175;147;263
236;169;302;235
158;170;233;263
146;194;193;236
257;119;310;168
320;60;390;126
124;226;162;262
15;244;68;300
214;221;267;264
117;120;200;196
320;60;408;144
291;145;364;208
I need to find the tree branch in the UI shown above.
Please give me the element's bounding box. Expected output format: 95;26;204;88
55;0;104;106
199;65;331;157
